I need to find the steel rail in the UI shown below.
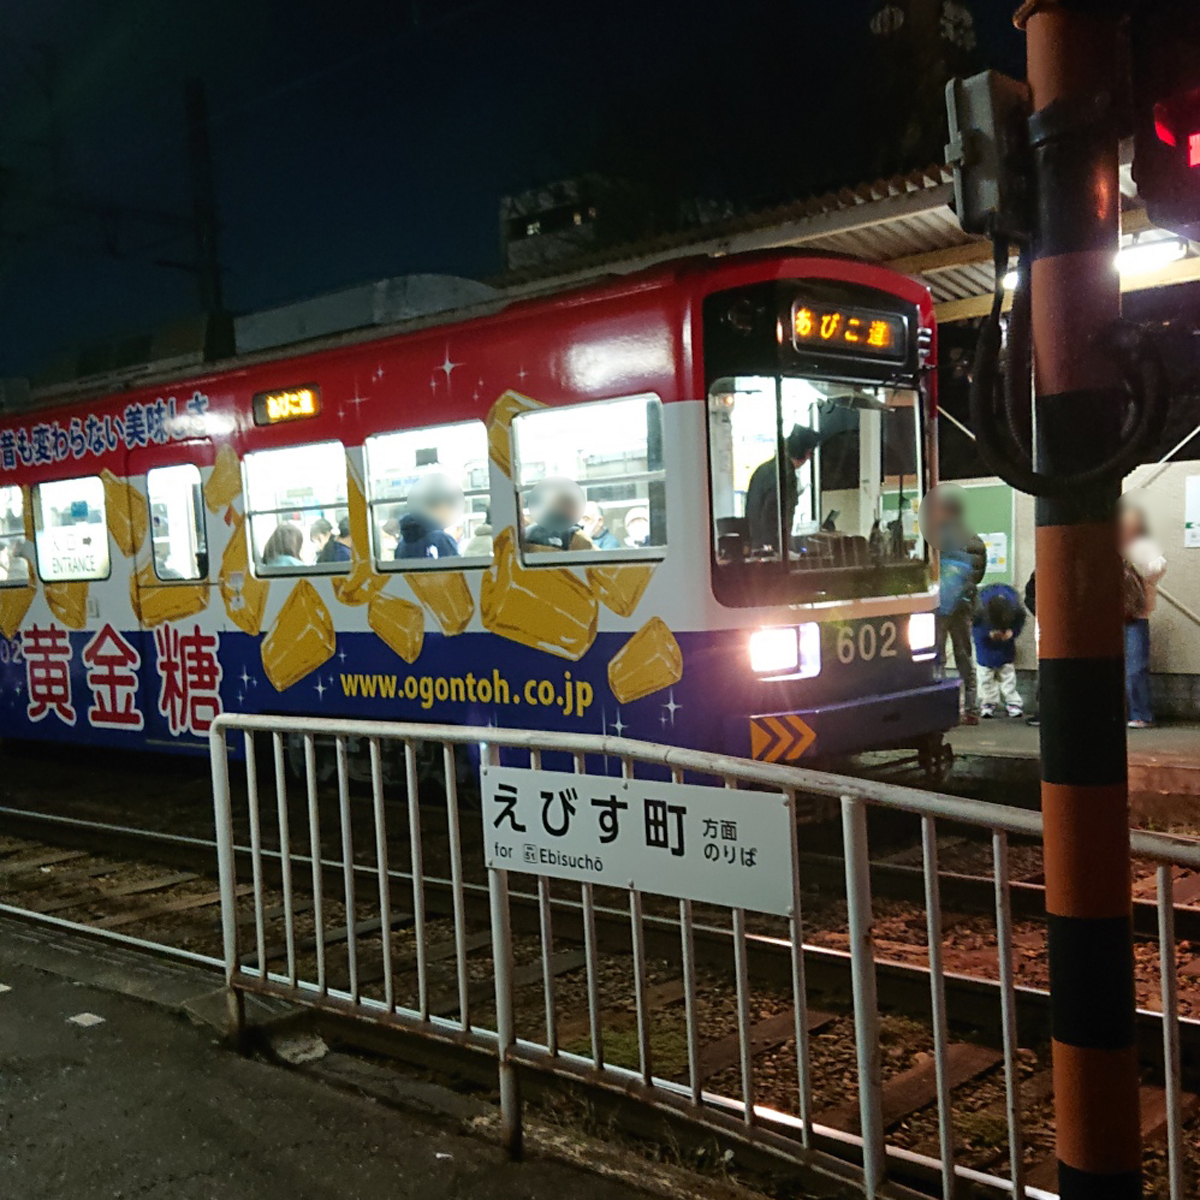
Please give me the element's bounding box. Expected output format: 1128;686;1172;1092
4;782;1200;1077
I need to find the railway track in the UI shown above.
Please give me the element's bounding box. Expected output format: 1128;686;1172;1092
2;796;1199;1048
2;763;1199;1193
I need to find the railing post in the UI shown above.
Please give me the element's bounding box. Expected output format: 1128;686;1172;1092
485;743;522;1159
841;794;884;1199
208;721;245;1048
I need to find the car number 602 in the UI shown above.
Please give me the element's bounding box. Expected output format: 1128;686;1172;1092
836;620;899;664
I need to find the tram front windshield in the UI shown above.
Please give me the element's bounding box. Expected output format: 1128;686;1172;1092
708;375;926;604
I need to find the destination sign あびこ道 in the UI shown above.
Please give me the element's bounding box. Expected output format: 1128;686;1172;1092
251;386;322;427
792;304;907;361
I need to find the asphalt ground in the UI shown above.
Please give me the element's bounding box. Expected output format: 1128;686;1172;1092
0;944;675;1200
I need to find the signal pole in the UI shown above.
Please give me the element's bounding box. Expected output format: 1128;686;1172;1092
1015;2;1141;1196
185;78;227;350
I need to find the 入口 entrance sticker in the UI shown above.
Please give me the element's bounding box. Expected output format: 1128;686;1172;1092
483;765;795;915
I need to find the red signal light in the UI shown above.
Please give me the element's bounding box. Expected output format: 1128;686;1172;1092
1191;131;1200;167
1156;104;1178;146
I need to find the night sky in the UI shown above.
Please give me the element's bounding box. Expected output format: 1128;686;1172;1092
0;1;1025;378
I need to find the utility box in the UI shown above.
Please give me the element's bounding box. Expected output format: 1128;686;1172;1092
945;70;1032;239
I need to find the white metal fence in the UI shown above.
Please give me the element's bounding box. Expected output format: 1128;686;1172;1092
208;713;1198;1200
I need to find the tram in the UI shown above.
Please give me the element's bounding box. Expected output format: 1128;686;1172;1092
0;250;959;773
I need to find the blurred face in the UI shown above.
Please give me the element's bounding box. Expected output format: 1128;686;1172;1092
580;504;603;536
1119;505;1144;547
431;501;458;529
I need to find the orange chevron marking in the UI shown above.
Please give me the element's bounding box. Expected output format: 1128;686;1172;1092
749;714;818;763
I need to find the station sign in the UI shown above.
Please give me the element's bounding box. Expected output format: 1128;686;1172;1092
482;765;795;915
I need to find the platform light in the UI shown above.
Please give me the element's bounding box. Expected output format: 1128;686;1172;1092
908;612;938;661
1116;237;1187;276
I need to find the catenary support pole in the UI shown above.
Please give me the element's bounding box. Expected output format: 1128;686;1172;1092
1016;3;1142;1197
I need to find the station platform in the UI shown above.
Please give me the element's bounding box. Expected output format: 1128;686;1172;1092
0;921;680;1200
948;718;1200;819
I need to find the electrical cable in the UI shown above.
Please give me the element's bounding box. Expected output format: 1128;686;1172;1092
968;236;1169;496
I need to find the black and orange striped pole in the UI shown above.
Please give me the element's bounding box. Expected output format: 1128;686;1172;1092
1015;2;1142;1196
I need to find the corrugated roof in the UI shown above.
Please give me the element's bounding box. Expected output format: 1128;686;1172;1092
498;153;1197;323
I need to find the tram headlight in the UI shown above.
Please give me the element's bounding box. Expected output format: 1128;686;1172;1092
908;612;938;660
749;623;821;678
750;627;797;674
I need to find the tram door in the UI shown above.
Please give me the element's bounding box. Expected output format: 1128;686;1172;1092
126;443;217;746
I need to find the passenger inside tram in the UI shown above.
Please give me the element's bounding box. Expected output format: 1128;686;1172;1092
623;506;650;547
262;523;305;567
396;473;463;560
378;516;402;558
317;517;353;563
580;502;620;550
523;478;593;552
511;396;667;560
309;518;334;559
462;509;493;556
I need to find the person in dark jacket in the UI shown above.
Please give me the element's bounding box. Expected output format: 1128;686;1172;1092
1023;571;1039;726
317;516;353;563
972;583;1026;718
934;489;987;723
745;425;821;551
396;474;462;561
523;478;594;552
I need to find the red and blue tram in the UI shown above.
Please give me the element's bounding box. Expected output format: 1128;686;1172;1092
0;250;959;771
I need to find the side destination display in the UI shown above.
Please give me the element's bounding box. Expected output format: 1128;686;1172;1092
482;765;795;916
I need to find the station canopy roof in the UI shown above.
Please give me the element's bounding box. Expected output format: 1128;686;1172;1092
502;154;1200;325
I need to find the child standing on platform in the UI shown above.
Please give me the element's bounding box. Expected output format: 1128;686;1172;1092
972;582;1026;718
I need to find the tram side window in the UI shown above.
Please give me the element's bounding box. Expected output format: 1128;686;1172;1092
364;421;491;566
243;441;350;575
33;476;111;582
511;396;667;561
146;465;208;581
0;486;30;586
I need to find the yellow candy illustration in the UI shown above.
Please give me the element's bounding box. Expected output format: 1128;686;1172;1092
608;616;683;704
406;571;474;636
586;563;656;618
346;456;370;558
204;443;242;513
332;560;387;607
0;584;35;639
261;579;337;691
44;580;89;630
481;528;597;661
130;560;209;627
219;515;270;636
486;390;542;478
21;484;34;540
101;469;148;559
367;591;425;664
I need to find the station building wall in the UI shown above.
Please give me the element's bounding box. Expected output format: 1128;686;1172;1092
1001;461;1200;719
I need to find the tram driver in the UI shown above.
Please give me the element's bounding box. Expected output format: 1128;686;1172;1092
745;424;821;552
